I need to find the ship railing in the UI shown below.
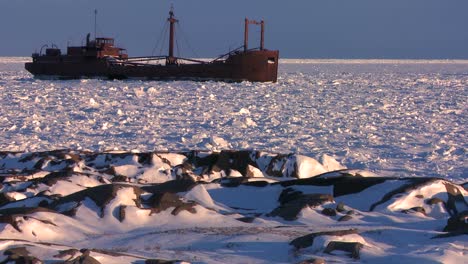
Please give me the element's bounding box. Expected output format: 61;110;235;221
176;57;209;64
124;56;166;62
114;45;264;66
107;56;163;66
211;45;244;62
211;45;263;62
117;56;210;65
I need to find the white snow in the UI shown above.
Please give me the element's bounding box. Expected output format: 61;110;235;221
295;155;327;178
1;58;467;182
0;58;467;263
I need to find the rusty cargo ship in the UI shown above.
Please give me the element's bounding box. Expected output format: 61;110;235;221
25;9;279;82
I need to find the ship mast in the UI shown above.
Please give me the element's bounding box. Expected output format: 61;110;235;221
166;6;178;65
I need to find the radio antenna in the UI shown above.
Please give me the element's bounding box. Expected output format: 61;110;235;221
94;9;97;39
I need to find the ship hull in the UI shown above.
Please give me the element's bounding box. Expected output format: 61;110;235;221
25;50;279;82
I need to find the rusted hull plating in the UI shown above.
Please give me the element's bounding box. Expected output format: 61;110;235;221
25;50;279;82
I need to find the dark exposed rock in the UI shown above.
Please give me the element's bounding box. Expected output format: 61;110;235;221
443;182;468;216
147;192;197;216
38;200;49;208
296;258;326;264
17;152;42;165
4;247;31;257
332;177;389;197
171;203;197;215
212;150;258;176
338;215;353;222
268;205;305;221
426;197;445;205
145;259;177;264
324;241;363;259
216;177;249;187
3;180;34;193
4;255;43;263
82;248;127;257
64;152;83;164
0;194;54;212
54;184;126;208
346;210;356;215
183;151;219;174
283;177;449;206
24;152;76;172
265;153;295;178
433;230;468;238
277;175;390;197
321;208;337;216
402;206;427;215
242;180;270;187
292;193;334;208
290;229;359;249
85;153;129;168
171;163;196;180
154;154;173;168
433;210;468;238
3;246;43;264
336;202;346;213
0;207;58;232
61;249;101;264
97;176;107;184
236;216;256;223
274;178;465;215
269;189;334;221
278;188;303;204
44;158;76;171
111;175;128;182
141;179;196;194
138;152;154;165
443;210;468;233
369;178;440;211
66;254;101;264
214;177;269;188
102;166;117;177
0;192;14;206
52;184;143;217
51;180;195;218
62;206;79;217
80;249;91;256
54;249;81;260
118;205;126;222
37;169;74;186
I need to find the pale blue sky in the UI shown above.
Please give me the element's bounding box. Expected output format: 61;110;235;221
1;0;467;58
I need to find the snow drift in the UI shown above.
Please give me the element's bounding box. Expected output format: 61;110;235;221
0;150;466;263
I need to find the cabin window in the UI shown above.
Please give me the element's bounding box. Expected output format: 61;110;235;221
96;39;114;46
268;57;276;64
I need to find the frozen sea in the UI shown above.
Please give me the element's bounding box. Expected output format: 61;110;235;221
0;58;466;182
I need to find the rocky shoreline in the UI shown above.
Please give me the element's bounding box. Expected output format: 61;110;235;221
0;150;466;263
